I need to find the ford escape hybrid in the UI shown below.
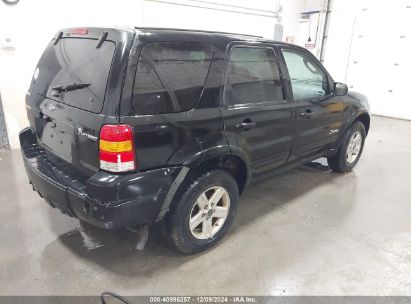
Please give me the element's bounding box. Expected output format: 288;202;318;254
20;27;370;254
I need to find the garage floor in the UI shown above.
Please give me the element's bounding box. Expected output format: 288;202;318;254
1;116;411;296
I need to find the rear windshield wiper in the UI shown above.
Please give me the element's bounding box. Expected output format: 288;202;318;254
52;82;91;93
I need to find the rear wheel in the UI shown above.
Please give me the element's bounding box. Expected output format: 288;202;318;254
163;170;239;254
327;121;366;173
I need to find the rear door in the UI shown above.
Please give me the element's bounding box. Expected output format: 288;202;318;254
278;46;344;161
26;28;134;176
220;43;294;177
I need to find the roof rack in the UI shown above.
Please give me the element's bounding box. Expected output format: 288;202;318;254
134;27;263;38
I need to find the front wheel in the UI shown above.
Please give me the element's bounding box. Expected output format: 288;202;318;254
327;121;366;173
163;170;239;254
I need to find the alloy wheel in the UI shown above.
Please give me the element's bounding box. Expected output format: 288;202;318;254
189;186;230;240
346;131;362;164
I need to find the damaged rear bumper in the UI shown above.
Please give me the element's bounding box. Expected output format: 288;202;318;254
19;127;182;229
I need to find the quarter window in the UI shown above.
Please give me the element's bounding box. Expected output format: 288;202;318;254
282;50;330;100
132;42;213;115
224;46;284;106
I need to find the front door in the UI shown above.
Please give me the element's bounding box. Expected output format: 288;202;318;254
220;43;295;177
279;47;344;161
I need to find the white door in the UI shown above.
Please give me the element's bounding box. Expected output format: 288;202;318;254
345;2;411;119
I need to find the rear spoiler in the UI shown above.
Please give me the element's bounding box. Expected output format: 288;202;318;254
52;27;130;47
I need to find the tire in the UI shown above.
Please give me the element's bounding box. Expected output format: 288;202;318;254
162;169;239;254
327;121;366;173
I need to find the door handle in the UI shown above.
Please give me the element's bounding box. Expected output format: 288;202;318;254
235;121;256;130
299;109;313;119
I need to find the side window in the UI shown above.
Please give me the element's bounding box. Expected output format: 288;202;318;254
132;42;213;115
224;46;284;106
282;50;330;100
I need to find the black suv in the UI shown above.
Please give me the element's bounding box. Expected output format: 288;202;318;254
20;27;370;254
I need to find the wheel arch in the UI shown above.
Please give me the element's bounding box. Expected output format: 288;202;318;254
186;154;250;195
158;143;251;221
160;153;249;222
327;110;370;157
354;113;370;135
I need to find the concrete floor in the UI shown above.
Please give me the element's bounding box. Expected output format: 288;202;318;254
1;115;411;296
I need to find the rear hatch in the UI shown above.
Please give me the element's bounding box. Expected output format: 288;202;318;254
26;27;134;176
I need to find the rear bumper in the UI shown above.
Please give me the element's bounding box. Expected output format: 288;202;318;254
19;128;181;229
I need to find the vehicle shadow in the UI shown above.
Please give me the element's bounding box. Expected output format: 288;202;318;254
49;158;353;277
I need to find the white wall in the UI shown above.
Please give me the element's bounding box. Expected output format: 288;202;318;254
0;0;305;148
323;0;411;120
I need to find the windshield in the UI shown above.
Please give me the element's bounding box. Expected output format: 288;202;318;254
35;38;115;113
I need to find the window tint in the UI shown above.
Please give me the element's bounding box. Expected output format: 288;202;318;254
224;47;284;106
282;50;329;100
39;38;115;113
133;42;213;115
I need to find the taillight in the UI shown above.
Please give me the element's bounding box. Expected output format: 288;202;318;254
99;124;136;173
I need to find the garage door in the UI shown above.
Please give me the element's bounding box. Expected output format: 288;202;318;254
344;2;411;120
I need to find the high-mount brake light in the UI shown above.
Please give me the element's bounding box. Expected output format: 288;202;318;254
70;28;88;35
99;125;136;173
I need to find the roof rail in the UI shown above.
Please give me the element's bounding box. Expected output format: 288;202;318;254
134;27;263;38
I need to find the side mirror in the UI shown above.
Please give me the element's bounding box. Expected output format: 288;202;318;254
334;82;348;96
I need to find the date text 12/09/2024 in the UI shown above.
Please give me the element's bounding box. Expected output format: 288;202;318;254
149;297;257;303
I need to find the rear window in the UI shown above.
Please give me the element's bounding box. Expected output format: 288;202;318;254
36;38;115;113
132;42;213;115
